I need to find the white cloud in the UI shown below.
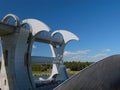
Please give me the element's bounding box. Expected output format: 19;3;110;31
32;45;37;49
64;50;90;56
64;53;109;62
101;49;112;53
91;54;109;62
63;49;111;62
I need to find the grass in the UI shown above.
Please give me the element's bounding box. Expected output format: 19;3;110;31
67;70;79;75
32;70;79;75
32;70;51;75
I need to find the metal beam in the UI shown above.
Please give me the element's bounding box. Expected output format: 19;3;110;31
35;34;63;45
0;22;16;36
0;22;63;45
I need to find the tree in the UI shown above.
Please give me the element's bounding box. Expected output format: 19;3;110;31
64;61;92;71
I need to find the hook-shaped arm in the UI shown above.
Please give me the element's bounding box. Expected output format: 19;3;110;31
52;30;79;44
2;14;20;26
21;19;51;35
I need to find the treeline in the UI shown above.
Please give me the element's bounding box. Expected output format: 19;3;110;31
0;61;93;71
64;61;92;71
32;64;52;72
32;61;93;72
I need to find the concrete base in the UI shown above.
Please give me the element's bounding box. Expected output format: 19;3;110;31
54;55;120;90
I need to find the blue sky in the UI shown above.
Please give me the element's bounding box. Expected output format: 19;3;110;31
1;0;120;62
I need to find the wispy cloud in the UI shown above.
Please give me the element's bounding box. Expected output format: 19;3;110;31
91;53;109;62
64;50;90;56
63;49;111;62
32;45;37;49
64;53;109;62
101;49;112;53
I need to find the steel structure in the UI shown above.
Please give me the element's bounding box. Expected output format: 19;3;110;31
0;14;79;90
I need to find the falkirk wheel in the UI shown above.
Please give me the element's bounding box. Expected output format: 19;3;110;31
0;14;79;90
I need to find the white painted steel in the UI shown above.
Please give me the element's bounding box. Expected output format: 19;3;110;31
50;30;80;81
0;14;79;90
0;23;15;36
21;19;50;35
0;28;33;90
21;19;52;89
52;30;79;44
2;14;20;26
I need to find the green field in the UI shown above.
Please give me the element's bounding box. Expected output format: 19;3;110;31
32;70;51;75
0;61;92;75
32;70;79;75
32;61;92;75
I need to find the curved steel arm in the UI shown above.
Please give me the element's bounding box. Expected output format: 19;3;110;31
2;14;20;26
21;19;51;35
52;30;79;44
